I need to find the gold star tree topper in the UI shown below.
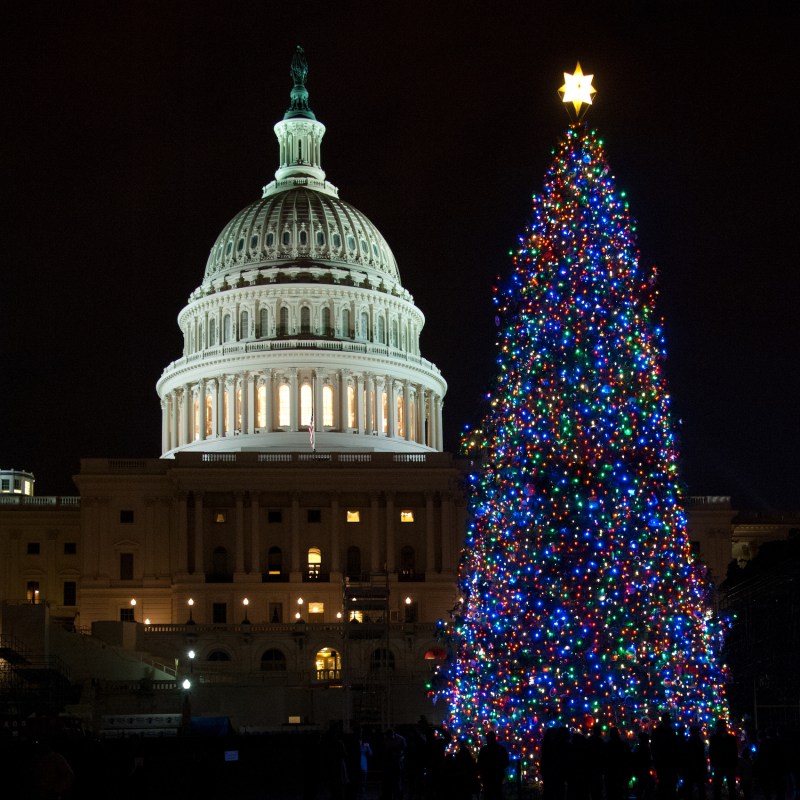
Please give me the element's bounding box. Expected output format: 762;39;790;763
559;62;596;118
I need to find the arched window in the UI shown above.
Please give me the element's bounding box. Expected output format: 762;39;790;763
278;384;290;427
342;308;351;338
315;647;341;681
322;307;331;336
209;318;217;346
400;545;415;578
322;385;334;427
279;307;289;336
257;383;267;429
300;384;312;427
377;316;386;344
300;306;311;334
307;546;322;581
207;650;232;662
240;310;249;339
360;311;369;341
346;546;361;580
259;307;269;338
267;546;282;576
369;648;395;672
223;314;232;343
261;649;287;672
347;385;356;429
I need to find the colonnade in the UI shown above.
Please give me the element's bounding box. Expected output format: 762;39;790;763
171;490;456;579
161;368;443;454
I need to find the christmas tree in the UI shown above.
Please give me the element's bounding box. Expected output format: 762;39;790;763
433;65;729;776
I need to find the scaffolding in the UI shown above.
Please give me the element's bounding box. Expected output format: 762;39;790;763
342;572;392;730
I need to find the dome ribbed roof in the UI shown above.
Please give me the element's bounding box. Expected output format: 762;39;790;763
203;187;400;286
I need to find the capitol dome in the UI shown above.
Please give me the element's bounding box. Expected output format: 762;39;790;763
157;48;446;457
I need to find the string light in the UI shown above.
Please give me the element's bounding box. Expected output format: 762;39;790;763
431;123;729;779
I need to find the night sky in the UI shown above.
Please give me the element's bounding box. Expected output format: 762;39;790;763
3;4;798;510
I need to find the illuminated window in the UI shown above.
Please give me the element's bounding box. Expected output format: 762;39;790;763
346;510;360;523
300;384;312;427
347;385;356;428
26;581;40;604
213;512;226;524
400;510;414;523
235;386;242;431
257;383;266;428
278;384;290;427
397;394;404;437
307;547;322;580
322;385;334;427
205;393;213;436
308;602;324;622
349;610;364;623
315;647;341;681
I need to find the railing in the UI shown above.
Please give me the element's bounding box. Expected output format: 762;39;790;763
0;495;80;507
143;621;434;636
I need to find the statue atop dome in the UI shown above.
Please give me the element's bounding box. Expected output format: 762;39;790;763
286;45;315;120
290;46;308;88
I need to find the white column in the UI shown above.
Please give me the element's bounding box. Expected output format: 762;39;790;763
198;380;206;440
358;375;367;435
183;384;192;444
404;381;412;441
387;379;397;439
171;391;179;449
242;372;252;434
339;371;348;431
435;396;443;450
289;369;299;432
161;400;169;453
226;376;236;435
375;377;385;436
215;378;224;436
314;369;324;430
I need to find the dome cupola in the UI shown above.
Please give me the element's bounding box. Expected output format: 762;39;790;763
157;48;446;456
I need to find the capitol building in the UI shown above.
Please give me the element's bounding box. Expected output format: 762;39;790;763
0;50;463;734
0;51;792;737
